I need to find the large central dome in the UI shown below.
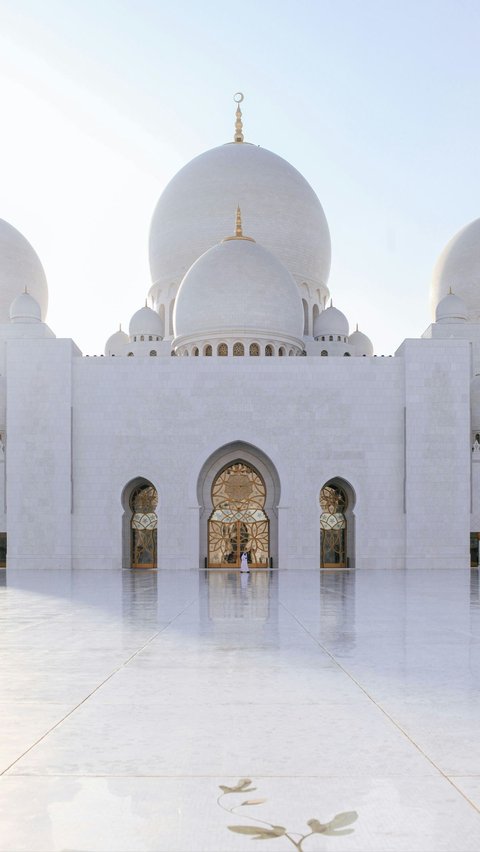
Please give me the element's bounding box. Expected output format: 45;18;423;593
148;140;331;314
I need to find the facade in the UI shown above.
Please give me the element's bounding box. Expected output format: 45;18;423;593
0;97;479;571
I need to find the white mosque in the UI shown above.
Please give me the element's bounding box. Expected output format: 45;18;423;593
1;94;480;572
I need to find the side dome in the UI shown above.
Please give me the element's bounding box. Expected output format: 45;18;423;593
0;219;48;322
313;304;349;338
105;326;129;356
431;218;480;321
349;326;374;356
128;305;164;339
435;290;467;323
173;232;304;352
9;290;42;323
149;142;331;309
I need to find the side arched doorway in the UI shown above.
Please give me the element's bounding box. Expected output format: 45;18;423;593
197;442;280;569
122;478;158;569
320;479;355;568
208;461;269;568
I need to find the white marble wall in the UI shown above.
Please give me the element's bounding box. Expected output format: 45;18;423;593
4;336;473;570
6;338;80;569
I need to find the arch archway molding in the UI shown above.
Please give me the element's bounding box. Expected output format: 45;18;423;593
121;476;159;569
196;441;282;569
319;476;356;569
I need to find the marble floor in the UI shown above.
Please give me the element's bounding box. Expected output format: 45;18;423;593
0;569;480;851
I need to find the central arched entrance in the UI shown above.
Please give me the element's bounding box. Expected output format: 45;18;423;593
197;442;280;569
208;461;269;568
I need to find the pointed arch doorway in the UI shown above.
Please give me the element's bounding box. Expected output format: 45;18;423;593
208;461;269;568
197;442;280;569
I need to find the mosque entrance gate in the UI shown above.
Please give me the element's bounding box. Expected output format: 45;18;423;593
207;461;270;568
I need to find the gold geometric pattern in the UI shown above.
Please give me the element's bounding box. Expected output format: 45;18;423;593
130;484;157;569
208;462;269;568
320;483;347;568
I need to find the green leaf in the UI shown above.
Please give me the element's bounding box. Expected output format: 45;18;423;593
307;818;327;833
218;778;256;794
322;811;358;836
308;811;358;835
228;825;286;840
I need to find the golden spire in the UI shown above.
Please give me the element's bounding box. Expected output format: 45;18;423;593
222;205;255;242
235;204;243;237
233;92;244;143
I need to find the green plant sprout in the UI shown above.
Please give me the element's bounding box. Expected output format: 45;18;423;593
217;778;358;850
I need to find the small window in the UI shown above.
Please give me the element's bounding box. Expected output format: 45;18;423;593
329;335;333;342
150;350;157;356
265;344;274;356
288;349;294;356
278;347;285;356
343;352;351;357
321;350;328;356
140;335;144;342
249;343;260;356
193;347;199;356
204;344;212;356
149;335;153;341
217;343;228;356
127;352;134;357
170;350;176;356
233;342;244;356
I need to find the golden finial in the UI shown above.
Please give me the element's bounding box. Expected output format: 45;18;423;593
222;205;255;242
235;205;243;237
233;92;244;143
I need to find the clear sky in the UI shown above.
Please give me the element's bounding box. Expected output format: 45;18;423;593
0;0;479;355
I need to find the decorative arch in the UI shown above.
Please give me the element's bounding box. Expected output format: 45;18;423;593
169;299;175;336
302;298;309;335
121;477;158;569
319;478;356;569
197;442;281;569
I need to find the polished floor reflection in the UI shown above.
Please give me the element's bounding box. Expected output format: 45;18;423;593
0;568;479;851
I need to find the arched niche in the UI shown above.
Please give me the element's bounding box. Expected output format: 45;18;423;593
319;477;356;569
197;442;281;569
121;477;158;569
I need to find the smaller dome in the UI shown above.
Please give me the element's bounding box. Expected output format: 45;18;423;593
9;290;41;323
435;290;468;324
105;325;129;356
173;232;304;348
313;304;349;338
349;325;374;356
129;304;164;339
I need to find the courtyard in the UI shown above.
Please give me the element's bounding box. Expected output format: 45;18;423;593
0;568;479;851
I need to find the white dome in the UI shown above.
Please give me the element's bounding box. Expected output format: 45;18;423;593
431;218;480;322
435;290;468;323
0;219;48;322
9;290;42;323
349;326;374;356
173;236;304;345
149;142;331;307
105;326;129;356
313;305;349;338
128;305;164;339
